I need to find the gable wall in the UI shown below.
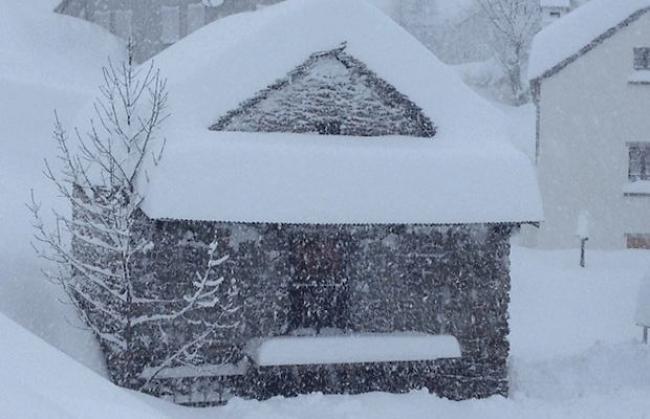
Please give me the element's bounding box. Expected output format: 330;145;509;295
213;52;436;137
530;11;650;248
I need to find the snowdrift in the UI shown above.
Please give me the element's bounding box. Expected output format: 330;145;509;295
0;314;171;419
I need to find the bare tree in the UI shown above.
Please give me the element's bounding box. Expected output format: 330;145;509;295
28;44;237;388
475;0;541;104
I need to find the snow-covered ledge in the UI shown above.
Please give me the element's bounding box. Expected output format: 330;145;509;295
628;71;650;85
624;181;650;196
139;360;249;380
246;333;462;367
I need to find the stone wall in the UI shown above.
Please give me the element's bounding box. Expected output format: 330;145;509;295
136;218;513;403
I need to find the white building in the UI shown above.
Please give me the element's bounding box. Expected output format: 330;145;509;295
528;0;650;249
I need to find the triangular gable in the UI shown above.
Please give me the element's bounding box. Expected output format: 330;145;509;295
210;44;437;138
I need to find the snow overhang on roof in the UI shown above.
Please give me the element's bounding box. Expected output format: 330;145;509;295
529;0;650;82
138;0;543;225
139;131;543;225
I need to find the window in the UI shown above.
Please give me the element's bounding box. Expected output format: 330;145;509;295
187;4;206;34
628;143;650;181
626;234;650;249
114;10;133;39
94;10;111;32
288;235;350;333
161;6;180;44
634;47;650;70
549;11;561;18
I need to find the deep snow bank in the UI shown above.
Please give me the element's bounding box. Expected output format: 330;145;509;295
0;314;172;419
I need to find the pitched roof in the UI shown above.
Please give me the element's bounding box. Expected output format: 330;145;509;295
529;0;650;82
139;0;542;225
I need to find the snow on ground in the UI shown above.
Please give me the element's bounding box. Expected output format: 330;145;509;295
510;247;647;360
0;313;173;419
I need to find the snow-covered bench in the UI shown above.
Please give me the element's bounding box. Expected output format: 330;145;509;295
246;333;462;366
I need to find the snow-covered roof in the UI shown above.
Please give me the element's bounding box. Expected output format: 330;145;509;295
140;0;542;225
247;333;461;366
529;0;650;81
141;132;540;225
0;0;124;90
540;0;571;8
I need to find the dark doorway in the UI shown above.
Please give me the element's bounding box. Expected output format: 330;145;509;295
288;232;351;333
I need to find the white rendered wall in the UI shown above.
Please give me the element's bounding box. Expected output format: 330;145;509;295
532;12;650;249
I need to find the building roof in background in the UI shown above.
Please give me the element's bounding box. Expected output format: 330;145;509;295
138;0;542;225
0;0;124;90
529;0;650;82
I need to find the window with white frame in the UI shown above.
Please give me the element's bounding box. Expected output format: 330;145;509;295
114;9;133;39
634;47;650;70
187;4;206;34
161;6;180;44
629;143;650;181
94;10;111;32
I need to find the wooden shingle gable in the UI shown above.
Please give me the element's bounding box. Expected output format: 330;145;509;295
210;44;437;138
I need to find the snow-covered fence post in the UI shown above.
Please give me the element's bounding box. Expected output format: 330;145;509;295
576;211;590;268
635;274;650;344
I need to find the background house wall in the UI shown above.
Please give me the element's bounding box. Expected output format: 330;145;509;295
56;0;282;62
529;11;650;249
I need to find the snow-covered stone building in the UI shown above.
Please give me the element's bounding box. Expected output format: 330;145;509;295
54;0;282;62
79;0;541;404
528;0;650;249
